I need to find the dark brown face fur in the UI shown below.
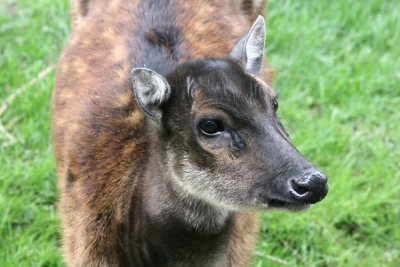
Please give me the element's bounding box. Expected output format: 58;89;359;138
158;59;327;211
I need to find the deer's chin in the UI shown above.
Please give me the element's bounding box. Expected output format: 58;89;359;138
248;198;310;212
263;200;310;212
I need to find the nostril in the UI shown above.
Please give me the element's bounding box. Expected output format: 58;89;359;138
290;179;309;195
289;171;329;204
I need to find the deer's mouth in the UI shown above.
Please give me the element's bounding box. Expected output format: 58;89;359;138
251;186;311;212
253;193;310;211
264;198;310;212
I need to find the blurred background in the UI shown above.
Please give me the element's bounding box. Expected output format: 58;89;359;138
0;0;399;266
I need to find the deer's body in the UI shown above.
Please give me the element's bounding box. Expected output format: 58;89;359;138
53;1;327;266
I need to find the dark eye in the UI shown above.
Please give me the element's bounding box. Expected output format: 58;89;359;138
273;99;279;112
198;119;224;136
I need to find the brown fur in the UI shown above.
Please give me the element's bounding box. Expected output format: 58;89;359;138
53;0;272;266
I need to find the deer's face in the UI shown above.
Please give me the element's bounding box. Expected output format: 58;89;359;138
159;60;327;211
131;17;327;212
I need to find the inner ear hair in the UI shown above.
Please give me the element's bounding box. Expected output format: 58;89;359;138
131;68;171;123
229;16;266;75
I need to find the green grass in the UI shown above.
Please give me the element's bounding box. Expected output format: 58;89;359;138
1;0;399;266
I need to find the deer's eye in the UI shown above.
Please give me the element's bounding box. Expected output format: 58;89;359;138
198;119;224;136
273;99;279;112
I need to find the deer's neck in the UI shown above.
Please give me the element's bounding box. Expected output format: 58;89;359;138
143;146;233;233
126;144;234;266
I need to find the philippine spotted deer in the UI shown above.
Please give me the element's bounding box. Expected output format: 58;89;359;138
52;0;328;266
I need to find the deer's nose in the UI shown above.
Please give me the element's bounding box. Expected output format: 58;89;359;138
289;171;328;204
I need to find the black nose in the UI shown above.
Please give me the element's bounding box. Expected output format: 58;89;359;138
289;171;328;204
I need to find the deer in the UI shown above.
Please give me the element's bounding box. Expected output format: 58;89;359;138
52;0;328;266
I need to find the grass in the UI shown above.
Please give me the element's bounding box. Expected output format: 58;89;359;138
0;0;399;266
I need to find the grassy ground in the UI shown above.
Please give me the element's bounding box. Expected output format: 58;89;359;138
0;0;399;266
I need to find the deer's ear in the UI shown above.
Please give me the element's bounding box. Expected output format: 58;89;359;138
229;15;266;75
131;68;171;123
